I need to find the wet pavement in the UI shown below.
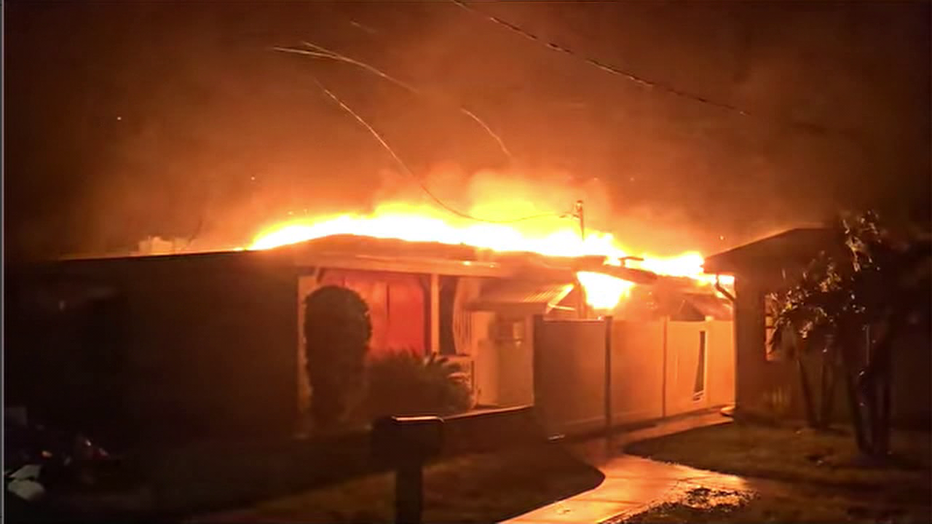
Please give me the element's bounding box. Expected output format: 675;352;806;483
503;410;754;524
503;454;752;523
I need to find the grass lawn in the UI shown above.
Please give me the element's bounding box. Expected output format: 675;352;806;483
623;422;931;523
626;421;930;490
190;442;604;523
620;486;930;523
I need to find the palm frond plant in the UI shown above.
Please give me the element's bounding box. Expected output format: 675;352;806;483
363;350;472;421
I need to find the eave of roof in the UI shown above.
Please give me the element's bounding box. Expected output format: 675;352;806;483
704;228;838;275
467;281;576;315
36;234;672;283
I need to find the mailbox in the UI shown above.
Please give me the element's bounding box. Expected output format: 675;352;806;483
372;415;444;463
372;416;445;524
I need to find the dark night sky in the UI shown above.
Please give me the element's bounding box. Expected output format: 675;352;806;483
4;1;930;261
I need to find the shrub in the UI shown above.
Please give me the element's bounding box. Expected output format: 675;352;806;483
303;286;372;429
363;351;472;421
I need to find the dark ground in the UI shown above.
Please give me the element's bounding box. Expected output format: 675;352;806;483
623;422;932;523
188;442;603;523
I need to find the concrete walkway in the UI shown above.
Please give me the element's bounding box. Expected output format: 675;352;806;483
503;410;747;524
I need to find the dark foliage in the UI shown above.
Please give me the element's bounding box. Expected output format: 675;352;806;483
769;211;931;454
363;351;472;420
303;286;372;429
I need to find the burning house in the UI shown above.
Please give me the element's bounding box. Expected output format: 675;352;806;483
7;223;736;445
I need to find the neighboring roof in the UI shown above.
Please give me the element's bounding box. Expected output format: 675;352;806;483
704;228;839;276
39;236;544;279
467;280;575;315
13;248;296;282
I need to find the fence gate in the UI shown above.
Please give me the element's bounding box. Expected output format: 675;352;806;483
533;316;611;437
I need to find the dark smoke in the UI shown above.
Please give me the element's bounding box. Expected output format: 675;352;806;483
5;1;930;261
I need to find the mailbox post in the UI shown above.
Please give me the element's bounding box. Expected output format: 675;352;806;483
372;415;444;524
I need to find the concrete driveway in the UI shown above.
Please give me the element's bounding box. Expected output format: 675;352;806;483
503;410;753;524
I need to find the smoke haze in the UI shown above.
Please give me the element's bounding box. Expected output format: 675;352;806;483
5;1;930;261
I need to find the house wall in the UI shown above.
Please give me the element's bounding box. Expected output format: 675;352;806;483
470;312;499;406
733;272;930;425
733;278;797;416
295;268;430;423
314;268;427;355
474;338;498;406
12;253;299;445
460;277;541;408
472;313;535;408
299;271;504;409
298;271;541;411
495;316;536;407
892;328;932;425
127;256;298;444
453;278;489;405
733;276;839;420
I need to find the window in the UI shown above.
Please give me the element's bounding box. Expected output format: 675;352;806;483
693;331;707;400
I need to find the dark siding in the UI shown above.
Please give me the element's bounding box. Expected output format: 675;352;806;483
8;253;299;445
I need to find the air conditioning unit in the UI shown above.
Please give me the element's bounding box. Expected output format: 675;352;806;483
493;319;525;342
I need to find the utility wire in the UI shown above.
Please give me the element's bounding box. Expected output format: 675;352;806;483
451;0;852;139
274;42;513;161
308;75;568;224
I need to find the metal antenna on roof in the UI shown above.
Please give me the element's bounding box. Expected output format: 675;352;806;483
574;200;585;242
573;199;587;319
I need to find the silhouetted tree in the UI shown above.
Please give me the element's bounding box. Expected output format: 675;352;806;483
769;252;839;430
770;212;931;455
303;286;372;430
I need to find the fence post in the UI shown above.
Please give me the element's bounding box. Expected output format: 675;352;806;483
395;461;424;523
662;315;669;418
604;316;614;437
372;416;444;524
533;314;544;431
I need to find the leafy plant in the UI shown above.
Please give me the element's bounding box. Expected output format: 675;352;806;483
362;351;472;421
303;286;372;430
769;211;931;455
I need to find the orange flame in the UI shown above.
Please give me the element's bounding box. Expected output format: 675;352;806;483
576;271;636;310
249;203;732;311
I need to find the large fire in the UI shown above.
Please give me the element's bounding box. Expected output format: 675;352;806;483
249;203;731;311
575;271;636;310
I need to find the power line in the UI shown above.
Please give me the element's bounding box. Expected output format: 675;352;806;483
452;0;747;117
273;42;513;161
308;75;568;225
451;0;852;139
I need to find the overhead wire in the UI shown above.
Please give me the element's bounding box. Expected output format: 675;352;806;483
451;0;854;139
273;41;513;160
275;5;858;226
306;75;570;224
